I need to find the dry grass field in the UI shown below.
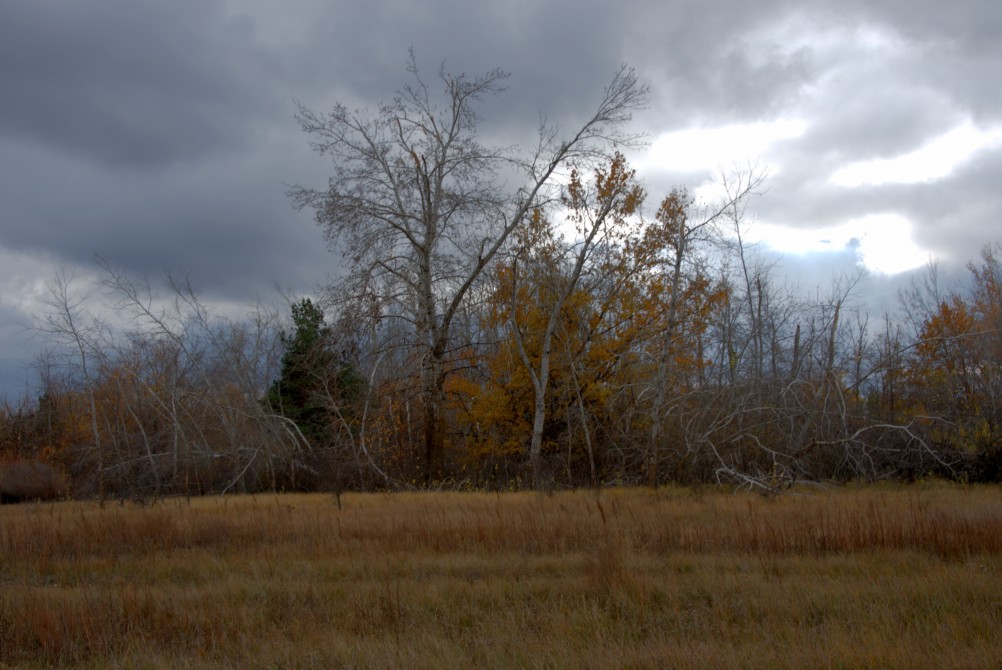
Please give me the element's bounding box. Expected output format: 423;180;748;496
1;484;1000;669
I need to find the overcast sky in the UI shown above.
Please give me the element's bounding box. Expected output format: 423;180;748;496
2;0;1000;401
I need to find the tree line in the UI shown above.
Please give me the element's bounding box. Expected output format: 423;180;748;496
2;62;999;498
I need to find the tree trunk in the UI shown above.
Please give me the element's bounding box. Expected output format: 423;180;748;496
528;388;546;488
527;328;552;489
421;347;447;484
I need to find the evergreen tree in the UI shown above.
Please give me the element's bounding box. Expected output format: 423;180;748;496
266;299;361;447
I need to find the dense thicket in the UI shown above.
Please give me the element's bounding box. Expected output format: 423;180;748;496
4;65;1000;497
5;235;999;498
3;243;1000;498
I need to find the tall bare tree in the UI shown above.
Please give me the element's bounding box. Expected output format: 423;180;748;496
37;270;109;501
290;54;647;482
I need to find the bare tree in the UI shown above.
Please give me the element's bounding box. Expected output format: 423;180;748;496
33;260;318;499
36;270;109;501
290;53;647;482
642;173;762;487
719;165;771;384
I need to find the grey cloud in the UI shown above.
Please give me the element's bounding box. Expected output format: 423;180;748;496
0;141;331;302
285;0;638;138
904;148;1002;264
631;0;816;126
0;304;42;402
795;81;961;163
838;0;1002;121
0;0;283;168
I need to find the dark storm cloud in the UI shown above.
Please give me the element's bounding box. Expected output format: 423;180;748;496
0;0;285;169
0;134;331;301
280;0;641;143
0;0;339;308
0;305;35;402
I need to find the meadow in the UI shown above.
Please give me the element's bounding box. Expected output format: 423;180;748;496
1;484;1000;669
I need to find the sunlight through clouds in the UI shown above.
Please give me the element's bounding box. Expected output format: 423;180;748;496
753;214;929;275
639;119;808;174
831;122;1002;187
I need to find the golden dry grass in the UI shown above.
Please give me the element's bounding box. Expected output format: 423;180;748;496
1;483;1000;668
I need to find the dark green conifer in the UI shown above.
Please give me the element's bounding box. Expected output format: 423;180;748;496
266;299;362;447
